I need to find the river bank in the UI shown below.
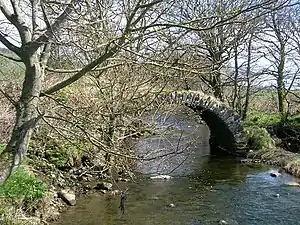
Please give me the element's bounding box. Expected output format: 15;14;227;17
245;148;300;178
244;120;300;178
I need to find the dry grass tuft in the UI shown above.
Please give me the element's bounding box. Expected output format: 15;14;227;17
285;158;300;177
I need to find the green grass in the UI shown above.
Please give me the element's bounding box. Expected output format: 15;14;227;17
0;168;46;201
245;112;300;127
245;112;281;127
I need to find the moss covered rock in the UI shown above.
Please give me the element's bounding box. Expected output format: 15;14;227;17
245;126;275;150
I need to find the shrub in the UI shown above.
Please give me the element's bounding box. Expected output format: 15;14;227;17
44;141;85;168
0;168;46;201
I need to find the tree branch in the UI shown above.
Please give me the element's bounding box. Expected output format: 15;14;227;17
41;42;120;96
40;43;52;66
45;63;123;73
0;0;31;44
30;0;77;52
0;88;17;106
0;33;21;55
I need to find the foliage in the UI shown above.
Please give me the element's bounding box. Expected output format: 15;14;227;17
286;115;300;126
45;148;70;168
0;168;46;201
244;125;275;150
44;140;85;169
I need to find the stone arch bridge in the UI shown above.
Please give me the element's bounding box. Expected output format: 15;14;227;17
160;91;248;156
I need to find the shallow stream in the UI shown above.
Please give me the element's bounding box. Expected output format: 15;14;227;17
55;111;300;225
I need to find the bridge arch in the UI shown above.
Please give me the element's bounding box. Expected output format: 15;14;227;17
162;91;248;155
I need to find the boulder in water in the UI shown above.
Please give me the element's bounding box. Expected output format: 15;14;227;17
58;189;76;206
94;182;113;191
284;181;300;187
270;172;281;177
168;203;175;208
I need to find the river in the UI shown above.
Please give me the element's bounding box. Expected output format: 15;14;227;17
55;110;300;225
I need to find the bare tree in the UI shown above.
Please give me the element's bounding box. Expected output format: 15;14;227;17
256;4;298;121
168;0;291;100
0;0;166;184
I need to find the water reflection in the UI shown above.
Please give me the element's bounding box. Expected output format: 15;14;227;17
136;110;210;177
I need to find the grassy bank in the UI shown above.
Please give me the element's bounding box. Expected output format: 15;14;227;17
245;112;300;152
0;167;50;225
247;148;300;177
244;112;300;177
245;112;300;128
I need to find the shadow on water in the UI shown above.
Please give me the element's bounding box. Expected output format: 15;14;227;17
55;109;300;225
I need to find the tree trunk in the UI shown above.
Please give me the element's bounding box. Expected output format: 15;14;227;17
242;36;253;120
277;42;287;122
232;44;239;110
0;54;43;184
212;71;224;101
